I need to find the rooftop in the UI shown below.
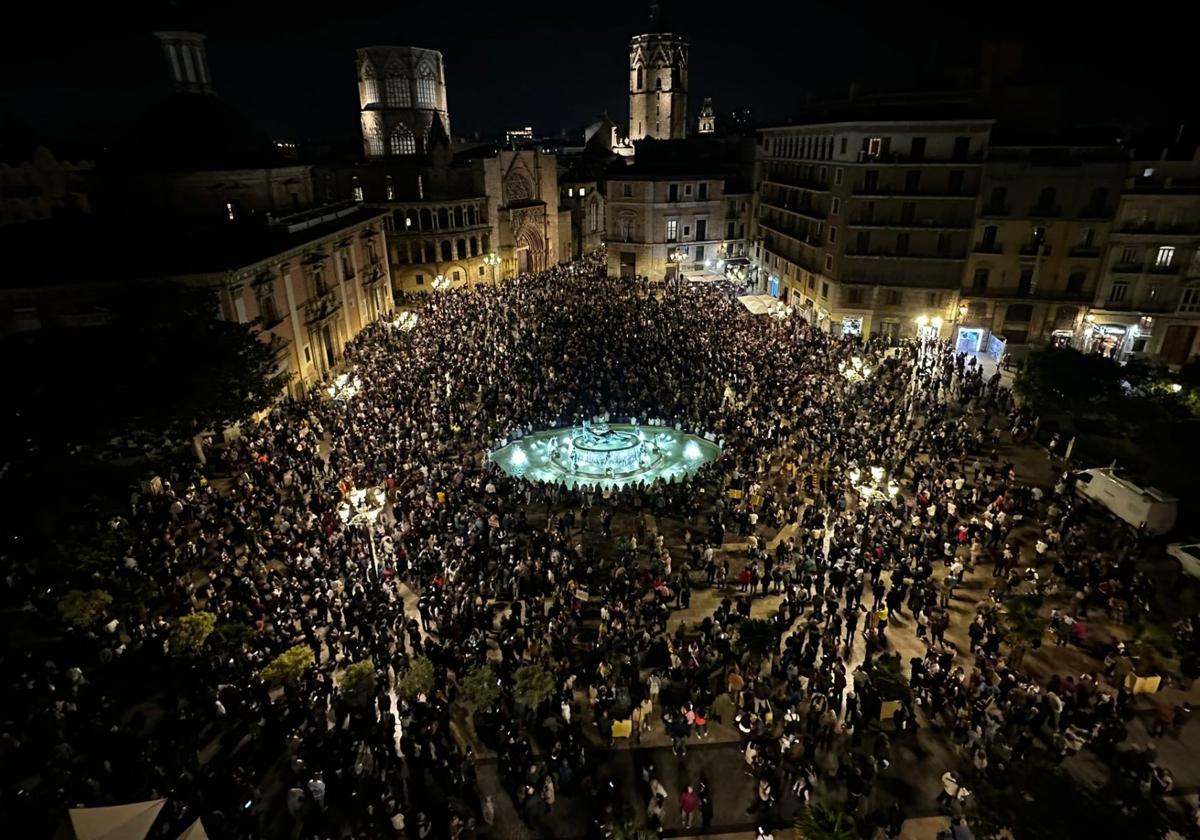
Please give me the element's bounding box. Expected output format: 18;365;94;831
0;204;387;290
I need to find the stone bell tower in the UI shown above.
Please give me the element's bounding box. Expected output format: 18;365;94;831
628;2;688;141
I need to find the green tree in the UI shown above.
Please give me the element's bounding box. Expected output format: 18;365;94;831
734;617;779;665
1130;623;1178;676
6;284;290;449
171;611;216;653
1001;595;1047;670
794;802;857;840
972;759;1172;840
260;645;315;685
210;621;254;654
397;656;435;700
57;589;113;628
867;653;909;701
458;664;501;714
1014;346;1123;416
513;663;556;709
339;661;379;707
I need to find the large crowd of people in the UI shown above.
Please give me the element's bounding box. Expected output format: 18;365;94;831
2;252;1193;840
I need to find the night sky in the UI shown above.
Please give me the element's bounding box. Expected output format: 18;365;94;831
2;0;1194;149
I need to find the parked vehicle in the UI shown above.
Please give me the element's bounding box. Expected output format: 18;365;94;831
1072;467;1177;535
1167;543;1200;579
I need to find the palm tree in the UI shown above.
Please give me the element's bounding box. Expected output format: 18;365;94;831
735;617;779;670
1001;595;1046;670
794;802;856;840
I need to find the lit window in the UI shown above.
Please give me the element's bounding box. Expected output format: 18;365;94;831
567;188;574;197
1180;288;1200;313
390;124;416;155
579;187;586;196
666;219;678;242
386;74;411;107
416;65;436;107
225;202;235;221
867;137;883;156
1156;245;1176;267
385;175;395;201
352;177;363;202
362;71;380;105
1143;167;1155;178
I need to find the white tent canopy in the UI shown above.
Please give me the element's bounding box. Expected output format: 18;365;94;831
69;799;166;840
686;270;728;284
737;294;782;316
176;817;210;840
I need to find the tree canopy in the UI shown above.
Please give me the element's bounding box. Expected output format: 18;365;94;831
3;283;288;456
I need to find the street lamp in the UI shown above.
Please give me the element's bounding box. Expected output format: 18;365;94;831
483;251;501;284
337;484;387;577
327;373;361;401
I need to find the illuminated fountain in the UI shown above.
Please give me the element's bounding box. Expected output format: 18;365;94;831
490;421;721;489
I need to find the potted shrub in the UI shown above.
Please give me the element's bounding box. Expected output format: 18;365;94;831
57;589;113;628
171;611;216;654
397;656;435;701
260;645;315;686
513;663;556;715
1127;624;1177;694
867;654;909;721
339;661;379;707
1001;595;1047;671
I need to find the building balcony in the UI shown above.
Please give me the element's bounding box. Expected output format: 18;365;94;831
980;204;1011;217
761;198;825;221
303;296;343;326
962;287;1092;303
852;186;978;199
1112;262;1143;275
1019;243;1052;256
843;249;966;262
362;265;386;286
1027;205;1062;218
759;220;824;249
973;242;1003;254
1124;176;1200;195
761;176;830;194
1148;263;1182;276
1077;206;1113;220
1069;246;1102;258
853;150;985;165
848;217;973;230
1115;222;1200;237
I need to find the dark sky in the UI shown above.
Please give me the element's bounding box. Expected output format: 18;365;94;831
2;0;1194;148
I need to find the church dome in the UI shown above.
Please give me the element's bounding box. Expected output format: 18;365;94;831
109;93;286;172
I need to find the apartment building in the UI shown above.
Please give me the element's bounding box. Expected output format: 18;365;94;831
754;118;992;338
1084;154;1200;364
958;146;1126;351
606;141;751;281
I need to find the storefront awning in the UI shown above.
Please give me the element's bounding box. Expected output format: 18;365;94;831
738;294;784;316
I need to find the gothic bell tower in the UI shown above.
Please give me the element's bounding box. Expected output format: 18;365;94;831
628;2;688;141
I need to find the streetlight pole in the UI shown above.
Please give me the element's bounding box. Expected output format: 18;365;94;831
484;251;501;285
338;485;387;579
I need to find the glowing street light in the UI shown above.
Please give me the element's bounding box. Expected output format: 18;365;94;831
916;315;929;328
838;355;873;382
327;373;361;401
338;484;387;576
483;251;502;284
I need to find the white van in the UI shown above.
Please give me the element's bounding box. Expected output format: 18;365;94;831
1073;467;1178;535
